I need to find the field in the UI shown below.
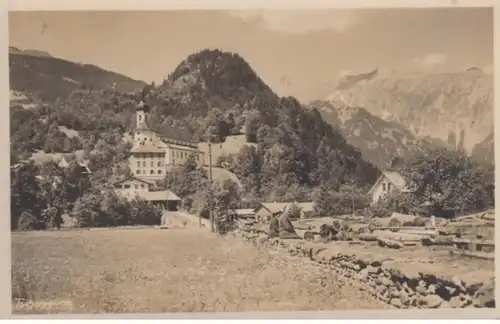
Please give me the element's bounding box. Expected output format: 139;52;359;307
11;228;388;314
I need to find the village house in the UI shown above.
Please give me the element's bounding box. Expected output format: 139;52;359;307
367;171;413;205
12;154;92;189
232;208;256;220
111;175;182;211
255;202;315;222
130;101;205;181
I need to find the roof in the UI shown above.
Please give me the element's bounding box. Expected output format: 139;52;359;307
30;150;87;166
258;202;314;214
368;171;413;195
138;190;181;201
111;175;156;185
389;212;417;223
234;209;255;215
130;143;166;154
146;120;195;144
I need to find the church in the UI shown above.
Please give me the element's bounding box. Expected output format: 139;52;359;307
129;100;205;182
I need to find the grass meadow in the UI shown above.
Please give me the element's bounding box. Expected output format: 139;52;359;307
11;228;387;314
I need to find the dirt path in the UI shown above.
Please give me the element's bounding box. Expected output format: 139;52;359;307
12;228;388;313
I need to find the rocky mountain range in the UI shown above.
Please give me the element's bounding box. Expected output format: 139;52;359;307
308;100;451;169
323;68;493;153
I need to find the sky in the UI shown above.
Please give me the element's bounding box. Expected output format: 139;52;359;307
9;8;494;102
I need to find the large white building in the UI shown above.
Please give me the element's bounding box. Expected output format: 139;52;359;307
129;101;205;181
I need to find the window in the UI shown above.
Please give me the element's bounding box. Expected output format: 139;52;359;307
142;161;146;167
136;170;141;174
114;184;122;189
134;184;138;189
150;170;154;174
157;170;162;174
382;183;386;191
140;184;144;189
387;183;391;192
138;115;142;121
137;161;141;167
124;184;131;189
157;161;162;167
150;161;154;167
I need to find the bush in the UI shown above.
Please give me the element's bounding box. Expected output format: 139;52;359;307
17;211;39;231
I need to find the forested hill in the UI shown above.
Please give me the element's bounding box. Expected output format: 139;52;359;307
9;47;147;103
143;49;380;193
10;48;381;201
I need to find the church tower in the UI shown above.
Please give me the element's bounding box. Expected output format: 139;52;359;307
136;100;150;131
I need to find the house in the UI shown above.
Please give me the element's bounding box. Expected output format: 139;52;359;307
12;155;91;189
367;171;413;205
255;202;315;222
233;209;256;220
138;190;182;211
129;101;205;181
112;175;156;197
111;175;181;211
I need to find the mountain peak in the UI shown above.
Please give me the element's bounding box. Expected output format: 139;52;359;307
9;46;53;58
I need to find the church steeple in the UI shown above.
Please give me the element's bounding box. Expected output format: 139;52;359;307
136;100;150;131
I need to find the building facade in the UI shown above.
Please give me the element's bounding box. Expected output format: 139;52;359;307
111;175;181;211
129;101;205;181
367;171;413;205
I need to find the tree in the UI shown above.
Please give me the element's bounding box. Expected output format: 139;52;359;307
313;185;333;217
211;180;240;234
244;109;260;143
401;147;490;218
10;161;45;230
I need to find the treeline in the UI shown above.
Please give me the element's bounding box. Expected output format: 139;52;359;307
11;159;162;231
156;155;241;233
365;147;494;219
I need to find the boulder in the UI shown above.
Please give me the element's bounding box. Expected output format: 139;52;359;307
449;296;463;308
473;279;495;308
420;294;444;308
390;298;403;308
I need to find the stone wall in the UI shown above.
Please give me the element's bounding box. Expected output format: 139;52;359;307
237;230;495;309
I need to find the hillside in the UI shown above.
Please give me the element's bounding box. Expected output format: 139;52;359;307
150;49;380;192
309;100;451;169
324;69;493;152
9;47;146;104
198;135;257;166
10;47;381;200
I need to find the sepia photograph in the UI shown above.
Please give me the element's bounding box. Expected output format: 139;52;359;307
8;6;495;316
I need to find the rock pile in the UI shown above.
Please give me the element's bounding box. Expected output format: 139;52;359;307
236;230;495;309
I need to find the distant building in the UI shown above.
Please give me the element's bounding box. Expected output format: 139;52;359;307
255;202;314;222
111;175;181;211
12;155;91;189
129;101;205;181
233;209;256;220
367;171;413;205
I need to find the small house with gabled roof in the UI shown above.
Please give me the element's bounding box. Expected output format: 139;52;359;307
367;171;414;205
111;175;181;211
